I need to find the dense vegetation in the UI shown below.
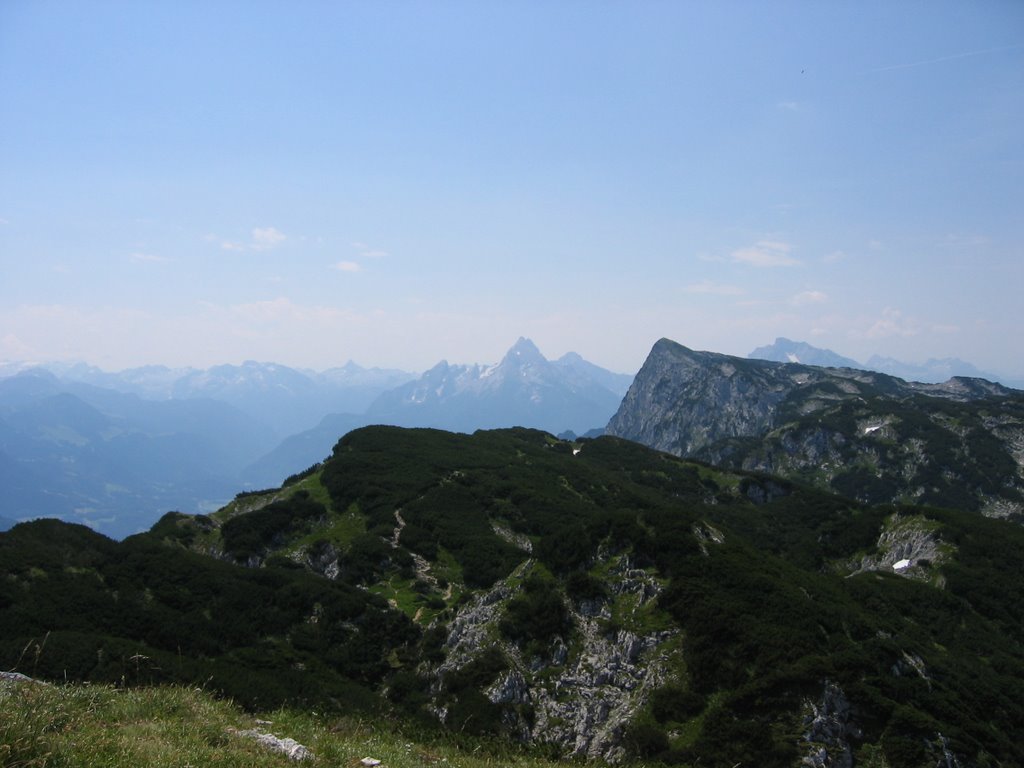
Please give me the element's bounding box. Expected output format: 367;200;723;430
3;425;1023;767
706;385;1024;518
0;517;417;713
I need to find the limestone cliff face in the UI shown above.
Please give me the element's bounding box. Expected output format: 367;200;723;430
607;339;1024;518
424;556;679;762
607;339;796;455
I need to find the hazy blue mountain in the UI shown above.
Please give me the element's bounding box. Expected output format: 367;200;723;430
554;352;635;397
863;354;1006;385
33;359;417;437
316;360;415;391
240;342;631;487
748;337;861;368
0;346;629;535
49;362;192;398
364;337;626;435
0;370;279;537
170;361;346;435
749;337;1020;387
0;515;13;532
241;411;370;488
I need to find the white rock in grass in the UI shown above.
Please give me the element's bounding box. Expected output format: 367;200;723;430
230;728;313;761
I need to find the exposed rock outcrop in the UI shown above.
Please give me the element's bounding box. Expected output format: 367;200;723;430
607;338;1024;518
228;727;313;760
846;513;952;583
801;681;859;768
427;555;679;762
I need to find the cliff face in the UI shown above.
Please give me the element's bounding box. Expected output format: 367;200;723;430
428;556;679;762
608;339;808;454
606;338;1024;518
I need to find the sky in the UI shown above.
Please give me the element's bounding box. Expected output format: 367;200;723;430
1;1;1022;377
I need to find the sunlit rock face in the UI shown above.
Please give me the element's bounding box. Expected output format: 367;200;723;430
607;338;1024;518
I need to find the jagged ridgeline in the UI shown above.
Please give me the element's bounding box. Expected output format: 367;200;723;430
2;426;1024;767
608;338;1024;521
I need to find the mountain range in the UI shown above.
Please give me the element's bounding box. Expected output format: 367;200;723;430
609;338;1024;520
4;334;1020;539
242;338;630;489
5;334;1024;766
749;337;1022;388
0;340;631;536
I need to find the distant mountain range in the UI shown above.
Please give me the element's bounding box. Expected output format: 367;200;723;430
9;333;1019;538
608;338;1024;519
22;359;417;437
0;340;632;536
242;338;630;488
749;337;1022;388
0;368;278;538
366;337;627;433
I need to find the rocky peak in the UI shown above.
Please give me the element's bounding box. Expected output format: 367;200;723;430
606;337;1024;517
607;339;795;455
499;337;549;372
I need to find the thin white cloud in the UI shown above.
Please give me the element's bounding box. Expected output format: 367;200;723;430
868;239;883;251
130;252;171;263
251;226;286;250
334;260;362;273
683;280;744;296
352;242;389;259
940;233;990;248
777;100;801;112
822;250;846;264
792;290;827;306
217;226;287;252
862;308;920;339
866;44;1022;74
697;251;726;263
0;332;33;358
732;240;799;267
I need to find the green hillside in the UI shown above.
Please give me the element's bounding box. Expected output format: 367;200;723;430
3;426;1023;766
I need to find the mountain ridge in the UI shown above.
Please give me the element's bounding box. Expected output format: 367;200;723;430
0;340;632;535
4;424;1023;766
608;338;1024;519
749;336;1021;388
365;337;624;435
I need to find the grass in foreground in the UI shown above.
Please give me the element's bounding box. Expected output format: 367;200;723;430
0;680;567;768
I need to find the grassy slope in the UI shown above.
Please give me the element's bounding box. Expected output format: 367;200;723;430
1;679;559;768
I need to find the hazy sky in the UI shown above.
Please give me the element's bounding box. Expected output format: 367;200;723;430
2;1;1022;376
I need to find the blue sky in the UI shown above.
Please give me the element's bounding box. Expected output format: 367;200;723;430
1;1;1022;377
